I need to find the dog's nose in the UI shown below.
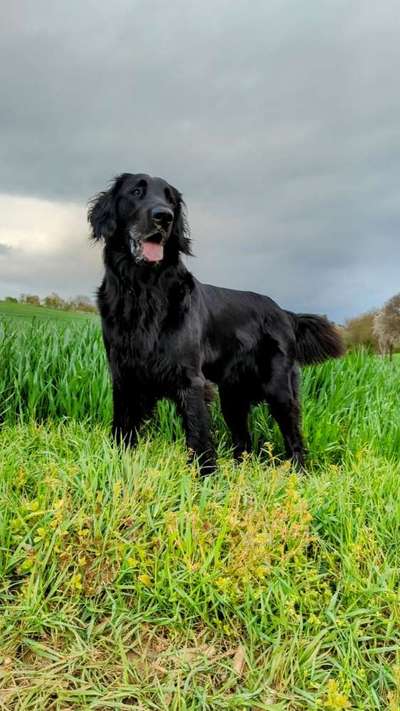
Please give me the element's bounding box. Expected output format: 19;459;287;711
151;207;174;228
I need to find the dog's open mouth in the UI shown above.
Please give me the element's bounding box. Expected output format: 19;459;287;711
141;239;164;263
129;230;165;263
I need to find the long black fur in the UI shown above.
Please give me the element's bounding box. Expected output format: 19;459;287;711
89;173;345;473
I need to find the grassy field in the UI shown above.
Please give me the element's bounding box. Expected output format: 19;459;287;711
0;300;97;325
0;305;400;709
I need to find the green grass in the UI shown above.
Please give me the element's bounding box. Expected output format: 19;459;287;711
0;315;400;709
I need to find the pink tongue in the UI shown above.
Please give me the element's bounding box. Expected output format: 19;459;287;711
142;241;164;262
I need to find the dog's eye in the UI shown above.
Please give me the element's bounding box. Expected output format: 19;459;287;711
132;187;142;198
165;188;175;205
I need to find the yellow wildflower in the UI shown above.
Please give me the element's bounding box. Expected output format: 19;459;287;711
70;573;83;591
78;528;90;539
34;526;47;542
113;480;122;497
323;679;351;710
127;557;139;567
20;557;34;572
138;574;152;587
26;499;39;512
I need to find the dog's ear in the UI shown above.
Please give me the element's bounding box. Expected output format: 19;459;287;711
88;188;117;241
172;197;192;256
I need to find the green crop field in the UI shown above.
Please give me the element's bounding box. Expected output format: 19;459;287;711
0;305;399;709
0;300;97;325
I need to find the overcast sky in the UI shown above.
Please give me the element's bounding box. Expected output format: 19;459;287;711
1;1;399;321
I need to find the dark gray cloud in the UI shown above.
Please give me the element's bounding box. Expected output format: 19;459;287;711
0;1;399;320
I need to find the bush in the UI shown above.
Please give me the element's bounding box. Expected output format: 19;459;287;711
343;310;378;351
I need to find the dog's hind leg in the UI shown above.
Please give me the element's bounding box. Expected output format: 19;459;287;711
219;386;251;460
263;359;305;469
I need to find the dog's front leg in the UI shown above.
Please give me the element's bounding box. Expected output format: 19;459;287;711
178;378;216;475
111;381;153;448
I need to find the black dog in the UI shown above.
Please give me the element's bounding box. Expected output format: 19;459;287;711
89;173;344;473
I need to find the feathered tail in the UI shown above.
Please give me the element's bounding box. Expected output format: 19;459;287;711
287;312;345;365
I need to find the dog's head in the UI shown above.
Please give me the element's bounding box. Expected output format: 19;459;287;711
88;173;191;264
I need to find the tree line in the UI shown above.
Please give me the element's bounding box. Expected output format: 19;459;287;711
3;293;97;313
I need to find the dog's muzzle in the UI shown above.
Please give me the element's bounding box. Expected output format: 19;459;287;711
129;228;166;263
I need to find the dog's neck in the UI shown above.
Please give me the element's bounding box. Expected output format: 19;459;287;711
103;248;191;298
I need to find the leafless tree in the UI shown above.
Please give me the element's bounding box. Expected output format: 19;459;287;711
373;293;400;359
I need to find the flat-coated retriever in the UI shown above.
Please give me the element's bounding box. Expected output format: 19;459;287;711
89;173;344;473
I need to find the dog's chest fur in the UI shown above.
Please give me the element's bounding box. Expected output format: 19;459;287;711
98;267;196;390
